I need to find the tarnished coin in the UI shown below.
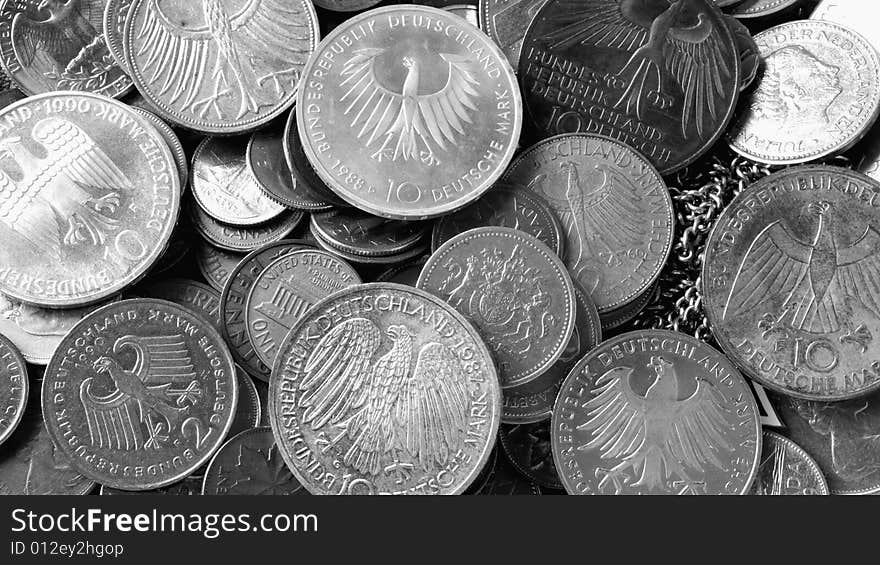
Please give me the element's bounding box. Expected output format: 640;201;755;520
502;134;674;314
124;0;319;134
192;137;286;227
502;279;601;423
418;227;575;388
313;0;382;12
0;294;117;365
103;0;135;71
432;184;564;256
478;0;548;67
129;107;188;186
282;108;341;211
728;20;880;165
0;0;132;97
195;241;244;293
499;422;562;489
297;5;522;220
552;330;761;495
248;119;312;211
375;256;429;286
100;475;202;495
42;298;238;490
219;240;309;382
725;15;759;93
189;200;304;253
141;279;222;333
771;390;880;494
202;427;306;495
476;450;541;495
245;249;361;367
519;0;740;175
703;166;880;401
750;430;828;495
812;1;880;52
270;283;501;495
0;92;180;308
0;333;26;446
0;403;95;495
229;365;261;439
311;210;429;257
729;0;801;18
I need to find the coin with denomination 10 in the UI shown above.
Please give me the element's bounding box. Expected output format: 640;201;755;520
0;92;181;308
551;330;761;495
297;5;522;220
418;227;576;389
518;0;740;175
502;134;674;315
270;283;501;495
41;299;238;490
124;0;319;134
703;166;880;401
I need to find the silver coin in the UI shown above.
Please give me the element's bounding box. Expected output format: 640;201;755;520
202;427;306;495
812;1;880;53
478;0;548;68
0;333;27;447
189;199;303;253
129;106;188;186
728;20;880;164
750;429;829;495
140;278;222;334
103;0;135;72
229;365;260;439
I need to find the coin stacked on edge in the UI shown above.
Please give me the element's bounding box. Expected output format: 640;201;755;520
2;0;879;497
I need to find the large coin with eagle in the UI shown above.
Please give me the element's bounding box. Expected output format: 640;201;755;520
551;329;761;495
123;0;319;134
0;92;181;308
269;283;501;495
296;5;521;220
41;298;238;490
703;166;880;401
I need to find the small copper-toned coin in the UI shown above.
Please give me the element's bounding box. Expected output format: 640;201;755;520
245;249;361;367
189;200;304;253
192;137;286;227
750;430;828;495
418;227;576;388
0;333;27;447
297;5;521;220
195;241;244;293
270;283;501;495
552;330;761;495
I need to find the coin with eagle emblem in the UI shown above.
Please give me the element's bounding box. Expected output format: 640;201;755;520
123;0;319;134
418;226;576;389
552;329;761;495
0;92;181;308
703;166;880;401
296;5;521;220
269;283;501;495
41;298;238;490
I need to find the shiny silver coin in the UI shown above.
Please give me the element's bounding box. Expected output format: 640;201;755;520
219;240;309;383
432;184;564;256
812;1;880;52
552;330;761;495
728;20;880;165
310;210;429;258
502;134;674;315
140;278;222;334
0;333;27;447
444;4;479;26
195;240;244;293
129;107;188;186
0;92;180;308
297;5;521;220
189;199;304;253
703;166;880;401
202;427;307;495
41;298;238;490
418;226;576;389
245;249;361;367
270;283;501;495
229;365;261;439
478;0;548;67
282;107;340;211
192;137;286;227
0;0;132;97
103;0;134;72
124;0;319;134
502;279;601;424
750;430;828;495
247;119;312;211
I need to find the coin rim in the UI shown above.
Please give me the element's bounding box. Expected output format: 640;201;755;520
201;426;301;495
0;332;27;447
755;429;829;495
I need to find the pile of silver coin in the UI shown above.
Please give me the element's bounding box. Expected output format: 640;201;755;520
0;0;877;496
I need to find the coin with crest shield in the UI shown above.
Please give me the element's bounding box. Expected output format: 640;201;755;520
41;298;238;490
0;0;132;97
418;227;576;388
519;0;740;175
0;92;181;308
703;167;880;401
124;0;319;133
502;134;674;315
552;329;761;495
297;5;521;220
270;283;501;495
